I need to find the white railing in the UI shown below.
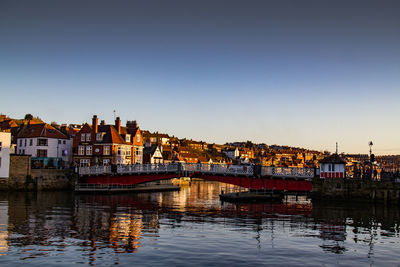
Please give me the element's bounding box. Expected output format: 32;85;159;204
261;166;314;179
181;163;254;176
79;163;314;178
79;165;111;176
117;163;179;174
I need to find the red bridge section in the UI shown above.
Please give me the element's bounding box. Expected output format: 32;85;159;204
82;172;312;192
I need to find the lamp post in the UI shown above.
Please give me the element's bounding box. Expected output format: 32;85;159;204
369;141;373;179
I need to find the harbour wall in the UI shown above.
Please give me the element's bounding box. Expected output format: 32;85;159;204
0;155;77;191
311;178;400;204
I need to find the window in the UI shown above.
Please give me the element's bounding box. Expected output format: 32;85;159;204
126;148;131;156
29;139;33;146
37;139;48;146
37;149;47;157
24;139;27;146
137;135;140;142
78;146;85;155
117;147;121;156
58;140;61;144
125;134;131;143
22;149;25;155
81;134;85;142
63;140;66;145
0;142;2;151
80;159;90;167
103;159;110;166
19;139;22;147
96;133;103;141
104;146;110;155
86;145;92;155
86;133;91;141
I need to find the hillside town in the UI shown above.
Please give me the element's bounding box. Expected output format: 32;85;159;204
1;113;399;179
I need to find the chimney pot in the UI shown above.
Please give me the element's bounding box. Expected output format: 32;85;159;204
115;117;121;134
92;115;98;133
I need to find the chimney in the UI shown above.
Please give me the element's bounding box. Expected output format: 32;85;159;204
115;117;121;134
100;120;105;126
92;115;98;133
126;120;138;132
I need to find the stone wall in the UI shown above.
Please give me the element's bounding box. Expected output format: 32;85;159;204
312;178;400;204
0;154;77;191
32;169;76;190
7;155;32;190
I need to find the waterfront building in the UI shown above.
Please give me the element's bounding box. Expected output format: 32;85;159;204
143;145;163;164
222;147;239;159
319;154;346;178
16;123;72;168
72;115;143;167
0;132;11;178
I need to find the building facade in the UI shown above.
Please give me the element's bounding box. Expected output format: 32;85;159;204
0;132;11;178
16;123;72;168
73;115;143;167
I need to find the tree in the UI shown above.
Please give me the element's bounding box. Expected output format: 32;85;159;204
24;114;33;120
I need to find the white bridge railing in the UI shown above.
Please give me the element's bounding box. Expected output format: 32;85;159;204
261;166;314;178
79;163;314;179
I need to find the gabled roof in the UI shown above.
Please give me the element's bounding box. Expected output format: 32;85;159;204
17;123;69;139
98;125;127;145
320;154;346;164
143;144;160;156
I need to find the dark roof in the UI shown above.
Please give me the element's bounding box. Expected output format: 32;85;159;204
17;123;69;139
320;154;346;164
143;145;159;156
98;125;126;144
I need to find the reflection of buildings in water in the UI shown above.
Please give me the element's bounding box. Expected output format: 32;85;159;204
319;223;347;254
0;201;8;255
109;213;143;253
75;194;161;256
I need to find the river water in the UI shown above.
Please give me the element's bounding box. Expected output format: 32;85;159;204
0;180;399;266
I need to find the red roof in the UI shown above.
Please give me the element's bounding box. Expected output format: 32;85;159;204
17;123;69;139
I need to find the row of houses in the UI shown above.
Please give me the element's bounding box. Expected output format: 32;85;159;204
0;113;348;179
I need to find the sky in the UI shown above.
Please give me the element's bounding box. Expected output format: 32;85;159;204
1;0;400;154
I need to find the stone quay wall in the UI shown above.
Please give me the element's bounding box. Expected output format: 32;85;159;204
312;178;400;204
0;155;77;191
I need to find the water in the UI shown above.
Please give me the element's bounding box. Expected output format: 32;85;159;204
0;180;399;266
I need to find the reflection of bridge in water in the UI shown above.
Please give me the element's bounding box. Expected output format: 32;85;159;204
78;163;314;193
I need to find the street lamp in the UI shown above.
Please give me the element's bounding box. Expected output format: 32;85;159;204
368;141;373;179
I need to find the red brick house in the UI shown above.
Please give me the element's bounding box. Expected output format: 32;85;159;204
72;115;143;167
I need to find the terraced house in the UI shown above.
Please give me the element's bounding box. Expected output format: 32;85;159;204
73;115;143;167
16;123;72;168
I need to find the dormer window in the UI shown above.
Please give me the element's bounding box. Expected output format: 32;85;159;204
81;134;85;142
137;135;140;142
96;133;104;141
125;134;131;142
86;133;91;141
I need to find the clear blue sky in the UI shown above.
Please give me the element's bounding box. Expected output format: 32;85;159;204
1;0;399;154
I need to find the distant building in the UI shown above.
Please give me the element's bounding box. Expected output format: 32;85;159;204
319;154;346;178
72;115;143;167
16;123;72;168
143;145;163;164
0;132;11;178
223;147;239;159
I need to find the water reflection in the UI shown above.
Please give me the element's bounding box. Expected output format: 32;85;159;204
0;180;399;266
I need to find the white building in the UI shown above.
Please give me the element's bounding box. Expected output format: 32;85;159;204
223;147;239;159
319;154;346;178
16;123;72;168
143;145;163;164
0;132;11;178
